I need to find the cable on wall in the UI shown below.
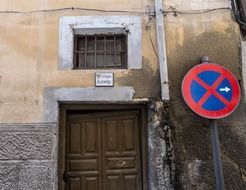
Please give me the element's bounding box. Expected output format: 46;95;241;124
162;7;232;16
0;4;244;30
0;7;145;14
0;6;236;15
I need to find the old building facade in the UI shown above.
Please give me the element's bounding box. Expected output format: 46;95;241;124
0;0;245;189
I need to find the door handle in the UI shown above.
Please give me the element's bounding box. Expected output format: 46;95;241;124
116;160;126;167
63;172;79;182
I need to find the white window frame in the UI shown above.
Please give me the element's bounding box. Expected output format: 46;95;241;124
59;15;142;69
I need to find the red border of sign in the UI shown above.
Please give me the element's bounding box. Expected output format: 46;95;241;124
182;63;241;119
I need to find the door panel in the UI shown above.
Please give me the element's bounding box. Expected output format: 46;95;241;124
65;118;101;190
123;120;135;150
68;159;98;171
69;122;81;154
122;119;137;154
105;175;121;190
82;120;99;157
65;111;142;190
85;122;98;153
104;120;121;155
68;177;81;190
84;176;99;190
106;157;136;169
102;115;142;190
124;175;138;190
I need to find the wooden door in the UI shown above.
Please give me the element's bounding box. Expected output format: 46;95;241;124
64;111;142;190
65;116;101;190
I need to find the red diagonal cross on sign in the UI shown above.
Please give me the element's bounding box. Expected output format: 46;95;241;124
193;75;230;107
181;63;241;119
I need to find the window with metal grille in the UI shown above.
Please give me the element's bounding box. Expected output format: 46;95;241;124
73;34;127;69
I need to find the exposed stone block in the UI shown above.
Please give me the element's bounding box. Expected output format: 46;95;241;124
0;164;18;190
0;124;56;160
19;163;52;190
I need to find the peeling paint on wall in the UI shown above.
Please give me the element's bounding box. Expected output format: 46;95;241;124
148;100;175;190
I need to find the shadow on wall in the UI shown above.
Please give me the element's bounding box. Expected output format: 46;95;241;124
117;57;161;99
167;30;246;189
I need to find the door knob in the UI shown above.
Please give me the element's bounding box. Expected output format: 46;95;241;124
116;160;126;167
63;172;79;182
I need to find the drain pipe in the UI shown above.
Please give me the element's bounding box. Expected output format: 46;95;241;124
237;0;246;23
155;0;170;101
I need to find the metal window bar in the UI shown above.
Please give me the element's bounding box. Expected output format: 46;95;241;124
73;34;127;69
114;35;116;68
73;36;78;68
84;35;87;68
94;36;97;69
104;36;106;69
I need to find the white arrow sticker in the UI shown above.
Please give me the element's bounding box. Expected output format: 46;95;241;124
219;87;231;93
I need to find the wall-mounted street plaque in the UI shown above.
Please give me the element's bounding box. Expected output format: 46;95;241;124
95;73;114;87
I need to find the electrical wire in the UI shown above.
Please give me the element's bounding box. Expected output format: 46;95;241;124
149;30;159;59
161;3;246;28
145;16;159;59
0;7;145;14
163;7;232;16
0;6;234;15
147;23;161;96
0;3;244;28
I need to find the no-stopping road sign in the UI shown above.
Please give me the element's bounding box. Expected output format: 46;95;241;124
182;63;241;119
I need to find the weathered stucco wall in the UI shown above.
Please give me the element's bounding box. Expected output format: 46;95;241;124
164;0;246;189
0;0;245;190
0;0;159;123
0;1;164;190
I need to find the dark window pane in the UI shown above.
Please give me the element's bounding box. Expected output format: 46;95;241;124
87;37;95;51
96;53;105;68
106;54;115;67
121;52;127;68
86;53;95;68
115;53;126;67
77;53;85;68
97;37;104;51
106;36;114;51
116;54;121;66
73;34;127;69
77;37;85;51
116;36;126;51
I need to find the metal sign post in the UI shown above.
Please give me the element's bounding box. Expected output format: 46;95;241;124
210;119;225;190
181;57;241;190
